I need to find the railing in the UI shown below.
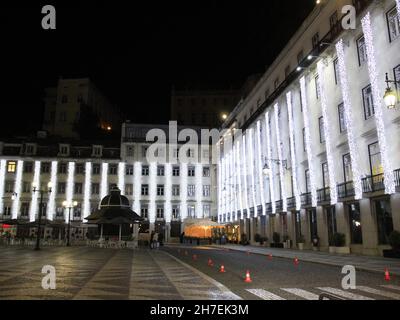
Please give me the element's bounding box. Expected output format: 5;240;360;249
395;169;400;189
301;193;312;207
317;188;330;204
362;173;385;193
53;215;65;222
337;181;355;199
0;215;11;221
275;200;283;212
287;197;296;210
266;202;273;215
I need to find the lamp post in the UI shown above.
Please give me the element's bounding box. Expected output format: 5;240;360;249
33;182;52;251
383;73;400;109
63;200;78;247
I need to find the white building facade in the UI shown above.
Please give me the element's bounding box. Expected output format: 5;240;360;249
218;0;400;256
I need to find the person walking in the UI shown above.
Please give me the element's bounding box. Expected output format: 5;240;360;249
150;231;155;249
153;232;159;249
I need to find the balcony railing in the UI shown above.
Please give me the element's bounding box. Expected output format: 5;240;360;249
317;188;330;204
0;214;11;221
362;174;385;193
266;202;273;215
337;181;355;199
287;197;296;210
301;193;312;207
395;169;400;190
53;215;65;222
275;200;283;212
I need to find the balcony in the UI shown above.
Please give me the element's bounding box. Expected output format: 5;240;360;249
395;169;400;191
317;188;330;205
0;214;11;222
275;200;283;213
301;193;312;208
266;203;273;215
287;197;296;210
337;181;355;200
362;174;385;194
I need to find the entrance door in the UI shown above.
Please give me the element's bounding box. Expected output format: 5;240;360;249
326;206;337;246
308;209;318;241
375;198;393;245
294;211;302;243
349;203;363;244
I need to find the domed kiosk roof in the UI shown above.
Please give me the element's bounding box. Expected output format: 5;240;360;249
100;186;130;208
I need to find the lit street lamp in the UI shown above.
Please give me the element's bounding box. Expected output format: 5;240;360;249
63;200;78;247
383;73;400;109
32;182;53;251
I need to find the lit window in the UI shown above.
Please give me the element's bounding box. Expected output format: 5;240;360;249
362;84;375;120
387;7;400;42
319;117;325;143
7;161;16;173
357;36;368;66
338;103;347;133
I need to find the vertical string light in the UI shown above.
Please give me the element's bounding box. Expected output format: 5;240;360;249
83;162;92;219
233;142;238;221
0;160;6;214
256;121;266;215
66;162;75;222
242;135;250;216
336;39;363;200
29;161;41;222
397;0;400;20
265;112;276;213
47;161;58;220
195;163;202;218
236;140;244;219
287;92;301;210
361;13;395;194
133;162;142;213
218;158;222;222
100;162;109;200
11;161;23;219
317;61;338;205
300;76;318;207
149;162;157;224
274;104;288;211
165;163;172;223
180;162;188;220
228;151;233;222
118;162;125;194
248;129;258;216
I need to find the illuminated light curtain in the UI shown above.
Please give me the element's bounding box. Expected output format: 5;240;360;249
218;159;222;222
274;104;288;211
47;161;58;220
256;121;266;215
336;40;363;200
317;61;338;205
233;143;238;221
287;92;301;210
100;163;109;200
230;149;236;221
83;162;92;219
242;135;250;215
248;129;258;216
180;162;188;220
300;77;318;207
0;160;6;214
29;161;41;222
195;163;202;218
397;0;400;20
133;162;141;213
236;140;244;220
11;161;24;219
66;162;75;222
265;112;276;213
118;162;125;195
165;163;172;223
361;13;395;194
149;163;157;224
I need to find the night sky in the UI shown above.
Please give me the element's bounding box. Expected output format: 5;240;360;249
0;0;315;137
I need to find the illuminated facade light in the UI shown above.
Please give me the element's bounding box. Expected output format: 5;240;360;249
397;0;400;20
248;129;258;216
133;162;142;213
242;135;250;216
195;163;203;218
256;121;266;215
218;159;222;222
165;163;172;223
83;162;92;219
29;161;41;222
47;161;58;220
180;163;188;220
100;162;109;200
232;143;238;221
118;162;125;194
286;92;301;210
236;140;244;219
300;76;318;207
149;163;157;224
317;61;338;205
66;162;75;222
265;112;276;213
336;39;363;200
274;104;288;211
0;160;6;214
11;161;23;219
361;13;395;194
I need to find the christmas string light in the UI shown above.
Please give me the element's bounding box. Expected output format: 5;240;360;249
248;128;258;216
265;111;276;213
133;162;141;213
165;163;172;222
0;160;6;215
11;161;23;219
29;161;41;222
83;162;92;219
256;121;266;215
118;162;125;194
47;161;58;220
66;162;75;222
100;162;108;200
242;134;250;216
236;139;244;220
274;103;287;211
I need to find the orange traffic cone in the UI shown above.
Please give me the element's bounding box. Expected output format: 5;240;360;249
294;258;299;266
244;270;252;283
219;265;226;273
208;258;214;267
385;268;391;281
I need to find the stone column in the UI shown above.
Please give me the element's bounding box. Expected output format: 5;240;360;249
391;194;400;232
360;199;379;256
317;206;329;251
335;202;351;246
301;209;310;248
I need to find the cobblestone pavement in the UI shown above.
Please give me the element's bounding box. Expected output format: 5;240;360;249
0;246;240;300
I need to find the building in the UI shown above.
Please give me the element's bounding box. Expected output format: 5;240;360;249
42;77;124;139
218;0;400;256
171;86;241;128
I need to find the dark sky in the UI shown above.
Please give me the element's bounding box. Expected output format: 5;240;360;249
0;0;315;136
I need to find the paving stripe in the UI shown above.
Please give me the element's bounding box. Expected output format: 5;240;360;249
246;289;285;300
281;288;319;300
356;286;400;300
381;285;400;291
317;287;374;300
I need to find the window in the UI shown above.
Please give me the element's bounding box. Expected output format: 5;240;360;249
126;145;134;157
172;166;180;177
25;144;35;155
319;117;325;143
157;185;164;196
368;142;382;176
387;6;400;42
59;145;69;156
157;166;165;176
92;146;102;157
394;64;400;90
21;203;29;217
172;185;180;196
203;205;211;218
188;185;196;197
142;146;148;158
203;185;211;197
3;206;11;216
188;205;195;218
22;181;30;193
7;161;16;173
5;181;14;193
172;206;180;220
141;207;148;219
126;165;134;175
343;153;353;182
333;58;340;85
362;84;375;119
157;206;164;219
357;36;368;66
315;76;320;99
56;207;64;218
187;149;195;158
305;170;311;193
92;164;100;175
92;183;100;195
58;182;66;194
312;32;320;49
125;184;133;196
188;167;195;177
59;163;67;174
76;164;84;175
322;162;329;188
141;185;149;196
75;183;83;194
24;162;33;173
41;162;50;174
142;166;149;176
109;164;117;175
338;103;346;133
61;95;68;103
349;203;363;244
375;199;394;245
203;167;210;177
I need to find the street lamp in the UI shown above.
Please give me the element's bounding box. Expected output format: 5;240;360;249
32;182;52;251
383;73;399;110
62;200;78;247
262;157;288;176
